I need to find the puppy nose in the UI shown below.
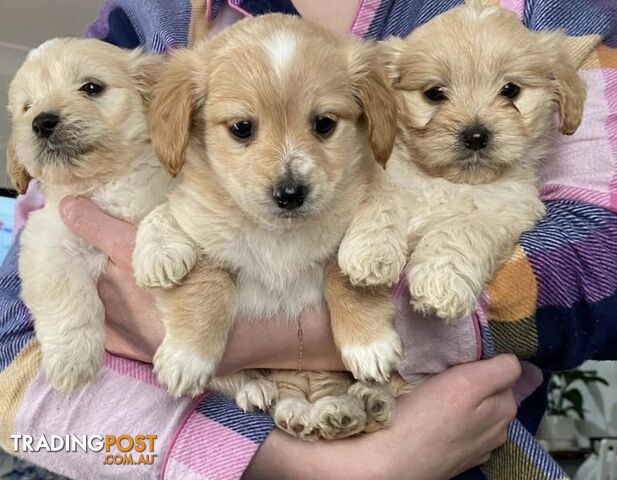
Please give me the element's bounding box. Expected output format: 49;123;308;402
32;112;60;139
461;126;490;151
272;181;307;210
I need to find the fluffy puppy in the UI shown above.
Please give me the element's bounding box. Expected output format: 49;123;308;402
378;0;585;320
7;39;171;392
133;14;404;439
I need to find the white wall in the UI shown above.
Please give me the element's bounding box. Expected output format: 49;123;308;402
0;1;101;189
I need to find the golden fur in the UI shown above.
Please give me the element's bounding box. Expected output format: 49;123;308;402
133;14;404;440
7;38;171;392
384;1;585;320
385;2;585;186
335;0;586;423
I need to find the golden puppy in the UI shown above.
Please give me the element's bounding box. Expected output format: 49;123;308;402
374;0;584;320
133;14;403;439
7;39;170;392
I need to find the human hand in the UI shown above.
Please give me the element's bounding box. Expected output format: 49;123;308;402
59;197;345;373
60;196;162;363
380;354;521;479
246;354;521;480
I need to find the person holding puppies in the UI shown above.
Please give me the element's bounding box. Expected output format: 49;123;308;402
1;0;616;479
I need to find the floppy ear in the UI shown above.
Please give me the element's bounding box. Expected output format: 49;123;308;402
347;42;398;168
7;137;31;194
148;50;202;177
380;37;409;88
127;49;164;106
537;32;587;135
553;49;586;135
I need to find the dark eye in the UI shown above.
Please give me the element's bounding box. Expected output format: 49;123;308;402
23;103;31;112
424;86;447;102
229;121;253;141
500;83;520;99
79;82;105;97
313;116;337;138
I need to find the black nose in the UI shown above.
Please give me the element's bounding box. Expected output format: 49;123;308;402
272;181;307;210
32;112;60;139
461;126;490;151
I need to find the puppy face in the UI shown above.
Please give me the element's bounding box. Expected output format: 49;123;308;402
149;14;396;225
386;2;586;184
7;38;159;193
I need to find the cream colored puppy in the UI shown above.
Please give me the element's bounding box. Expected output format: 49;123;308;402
7;39;171;392
133;14;403;439
378;1;585;320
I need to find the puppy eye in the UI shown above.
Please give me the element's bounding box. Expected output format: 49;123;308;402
229;121;253;141
23;103;31;113
500;83;520;99
424;86;447;102
313;116;337;138
79;82;105;97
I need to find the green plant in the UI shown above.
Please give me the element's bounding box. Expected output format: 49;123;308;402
547;369;609;420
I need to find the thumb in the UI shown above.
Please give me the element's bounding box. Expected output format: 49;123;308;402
59;196;136;267
472;354;522;397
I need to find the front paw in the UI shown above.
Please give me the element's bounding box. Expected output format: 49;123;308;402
407;262;479;321
235;379;278;412
42;328;104;393
340;330;402;383
153;339;216;398
133;233;197;289
311;395;366;440
338;234;406;287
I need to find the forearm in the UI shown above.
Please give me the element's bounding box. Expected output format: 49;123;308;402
219;308;345;376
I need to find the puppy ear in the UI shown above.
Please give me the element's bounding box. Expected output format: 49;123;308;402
347;42;397;167
127;50;164;106
380;37;407;87
7;137;31;194
554;51;586;135
148;50;202;177
537;32;587;135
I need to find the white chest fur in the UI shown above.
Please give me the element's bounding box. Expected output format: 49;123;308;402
88;152;172;224
217;219;347;320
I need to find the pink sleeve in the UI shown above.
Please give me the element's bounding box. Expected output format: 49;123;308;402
9;352;273;479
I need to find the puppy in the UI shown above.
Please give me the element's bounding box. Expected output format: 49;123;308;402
133;14;404;439
344;1;586;320
7;39;171;392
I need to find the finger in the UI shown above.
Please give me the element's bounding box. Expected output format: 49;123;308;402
467;354;522;398
59;196;136;267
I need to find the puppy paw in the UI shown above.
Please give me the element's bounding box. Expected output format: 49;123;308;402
133;232;197;289
348;382;395;433
273;398;318;441
235;379;278;412
153;339;216;398
407;262;479;321
338;233;406;287
340;330;402;383
42;327;105;393
311;395;366;440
